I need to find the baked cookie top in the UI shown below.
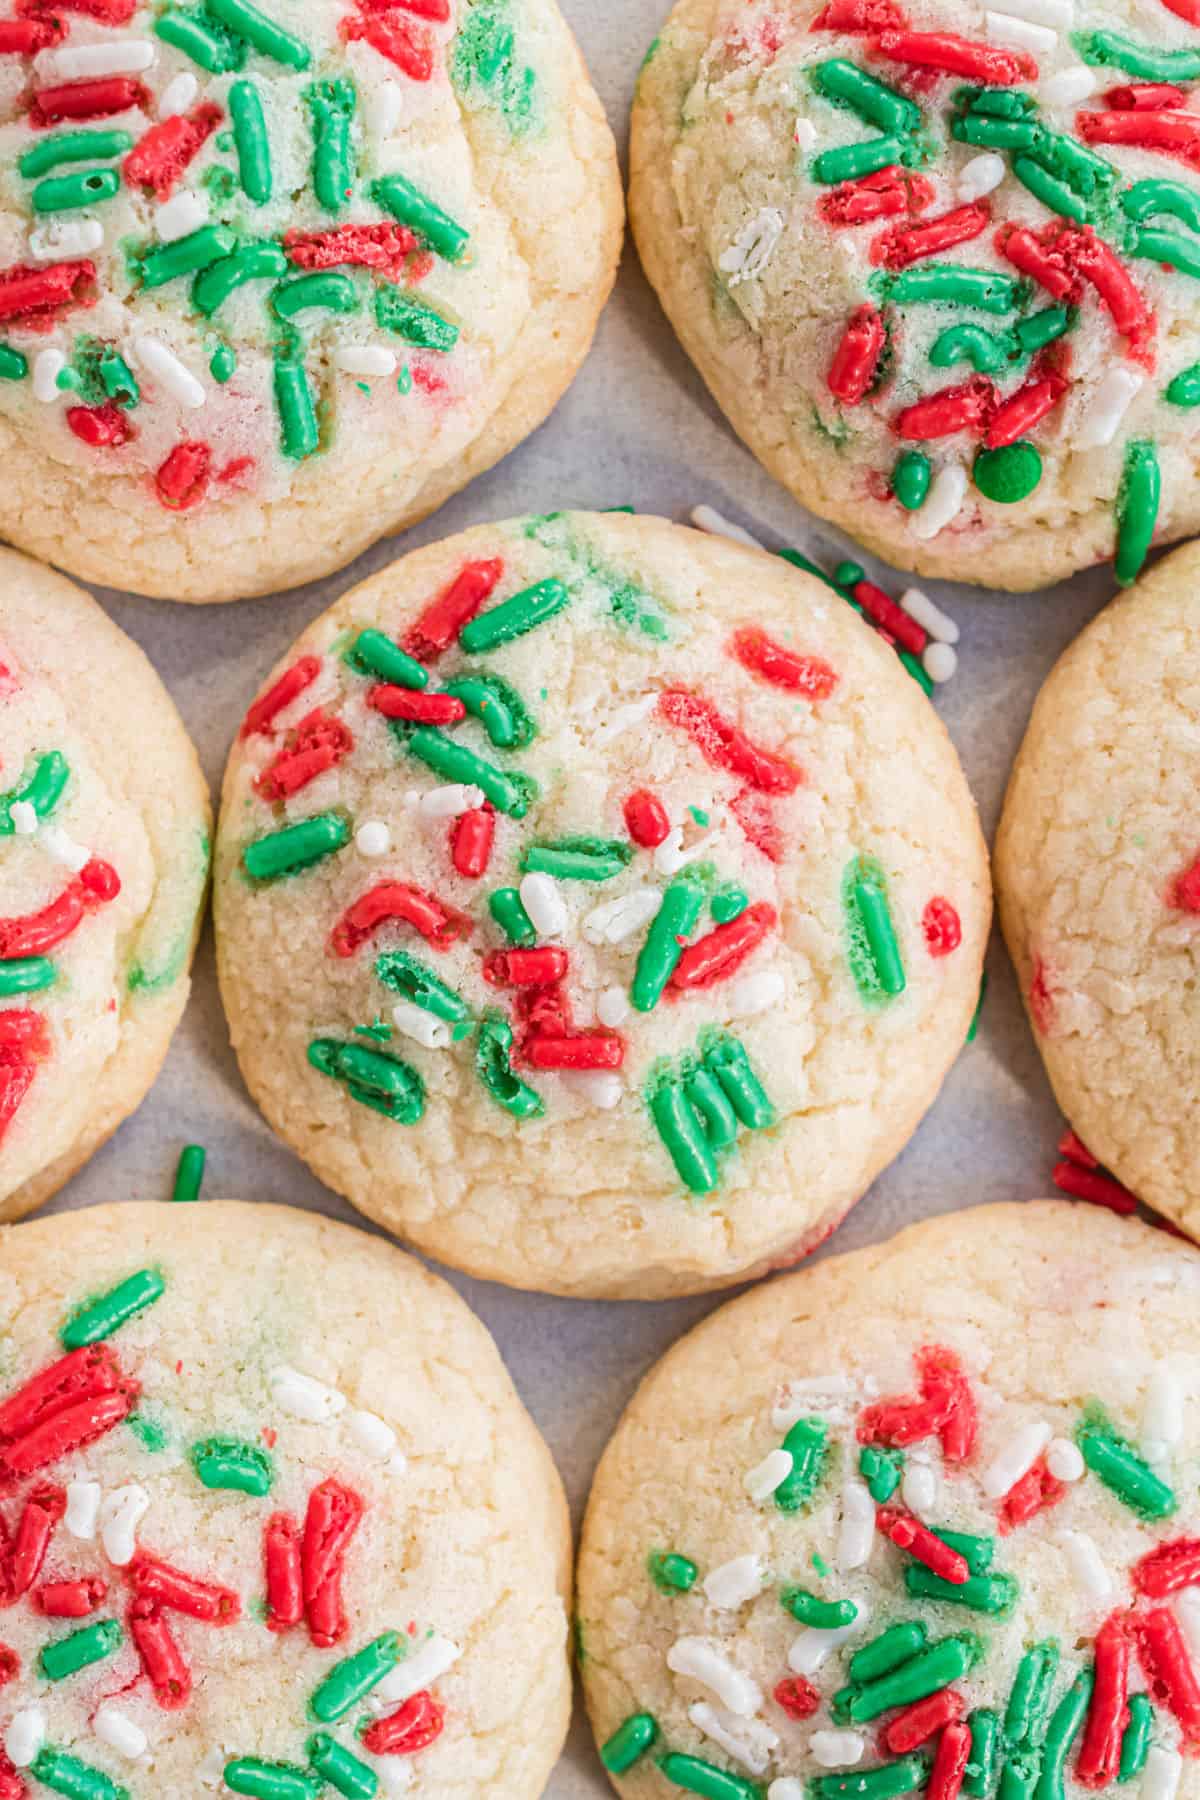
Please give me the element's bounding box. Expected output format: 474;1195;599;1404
995;539;1200;1244
0;0;621;600
213;511;990;1300
578;1200;1200;1800
0;550;209;1223
0;1200;571;1798
630;0;1200;592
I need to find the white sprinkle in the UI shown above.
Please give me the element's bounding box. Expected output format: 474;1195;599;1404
689;1703;779;1776
718;207;785;284
902;1457;939;1518
582;888;661;946
655;827;718;877
1056;1529;1113;1606
373;1635;461;1705
772;1377;862;1431
345;1409;398;1460
33;348;67;404
365;78;404;145
1143;1747;1182;1800
911;465;967;540
37;36;155;79
989;0;1072;25
1045;1438;1085;1483
371;1759;413;1795
810;1730;867;1769
30;217;103;261
957;151;1007;202
727;970;785;1018
560;1070;623;1110
1174;1590;1200;1660
981;1421;1052;1498
794;117;818;150
5;1709;46;1769
269;1365;346;1423
155;190;207;242
65;1478;101;1540
667;1638;762;1717
1075;367;1144;450
391;1000;450;1051
923;643;958;684
984;10;1058;52
197;1745;229;1787
899;586;959;644
838;1480;876;1571
704;1554;766;1610
93;1704;147;1760
418;783;485;820
597;986;630;1028
520;871;568;938
158;70;198;115
770;1784;806;1800
690;504;765;550
1144;1368;1184;1459
41;825;89;871
100;1484;149;1567
385;1450;408;1479
9;800;37;837
788;1602;869;1676
745;1449;793;1504
1040;64;1096;106
355;820;392;858
334;345;398;377
594;693;658;747
131;334;205;409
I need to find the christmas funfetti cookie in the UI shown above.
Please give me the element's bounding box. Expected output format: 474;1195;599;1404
213;512;990;1300
0;0;621;602
579;1201;1200;1800
0;550;209;1222
996;540;1200;1244
630;0;1200;592
0;1200;572;1797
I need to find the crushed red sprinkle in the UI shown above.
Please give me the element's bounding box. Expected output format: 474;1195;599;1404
124;102;221;199
155;441;211;511
997;1457;1065;1534
255;710;354;801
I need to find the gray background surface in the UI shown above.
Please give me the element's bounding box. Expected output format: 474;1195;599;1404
39;4;1122;1789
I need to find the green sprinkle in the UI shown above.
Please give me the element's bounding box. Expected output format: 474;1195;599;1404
138;223;237;289
999;1752;1041;1800
845;855;906;998
488;887;536;945
1013;307;1072;353
274;352;320;460
775;1417;828;1513
192;239;289;314
974;441;1043;504
39;1620;122;1682
173;1143;207;1202
19;128;133;178
154;6;247;70
1129;225;1200;281
224;1759;323;1799
307;78;356;213
1123;178;1200;232
207;0;309;64
782;1588;859;1628
476;1013;543;1118
859;1446;904;1502
904;1565;1019;1614
229;78;272;202
848;1634;981;1722
190;1436;273;1495
964;1708;1001;1797
649;1552;698;1592
0;957;55;997
813;1552;832;1578
810;1757;929;1800
1074;29;1200;81
274;271;360;319
1115;439;1162;588
885;264;1020;313
371;172;469;261
1029;129;1116;196
127;1410;167;1452
374;286;460;351
1;751;69;834
441;671;535;749
308;1039;425;1124
1034;1668;1092;1800
1166;362;1200;408
711;885;749;924
1005;1642;1060;1747
395;725;536;817
952;112;1042;150
376;950;470;1023
632;878;705;1012
683;1066;739;1151
347;628;428;688
520;838;632;882
1011;156;1089;222
813;134;908;184
648;1077;718;1193
811;58;921;135
935;1530;994;1575
243;813;349;881
850;1621;928;1685
967;972;988;1043
310;1632;402;1722
0;344;27;381
656;1753;762;1800
893;449;932;508
601;1713;658;1773
98;348;138;407
1117;1694;1154;1782
1076;1410;1175;1512
61;1270;164;1349
702;1032;774;1130
962;87;1038;118
459;578;570;652
451;0;537;133
210;342;237;382
29;1748;129;1800
306;1733;377;1798
30;166;120;215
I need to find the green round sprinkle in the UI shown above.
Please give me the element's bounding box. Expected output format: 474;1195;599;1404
1077;1409;1174;1509
775;1416;829;1513
656;1753;762;1800
347;628;428;689
310;1632;402;1722
850;1634;981;1721
30;1747;129;1800
702;1033;774;1130
782;1588;858;1628
61;1270;164;1349
371;173;469;262
442;671;535;749
684;1066;739;1151
1115;440;1162;588
210;343;237;383
893;450;932;508
1013;307;1073;354
1165;365;1200;407
974;441;1043;505
710;886;748;924
376;950;470;1022
307;78;356;214
886;264;1019;314
243;813;349;881
40;1620;123;1681
306;1733;377;1799
632;879;705;1013
274;271;360;320
172;1144;206;1203
811;1757;929;1800
811;58;921;135
1123;178;1200;232
1005;1641;1060;1746
648;1078;718;1193
375;286;460;352
190;1436;274;1495
206;0;310;66
834;560;866;589
459;578;569;653
138;224;237;289
601;1713;658;1774
1129;226;1200;281
476;1014;544;1119
904;1565;1019;1615
31;168;120;215
224;1760;323;1800
488;887;536;946
1073;28;1200;81
1117;1694;1154;1782
964;1708;1001;1798
648;1552;698;1593
1;751;69;834
19;128;133;179
520;838;632;882
192;240;289;315
1012;156;1089;222
0;344;27;381
154;7;248;71
274;353;320;461
858;1445;904;1502
229;78;272;202
397;726;537;818
0;957;55;997
812;134;906;185
849;1620;927;1685
308;1040;425;1124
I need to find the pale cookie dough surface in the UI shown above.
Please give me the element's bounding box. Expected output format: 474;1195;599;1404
996;540;1200;1244
630;0;1200;593
213;511;989;1301
0;0;622;602
0;550;209;1223
0;1200;572;1797
578;1200;1200;1799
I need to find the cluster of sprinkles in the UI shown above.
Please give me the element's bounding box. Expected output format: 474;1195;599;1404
0;1256;458;1798
712;0;1200;582
233;520;967;1195
597;1340;1200;1800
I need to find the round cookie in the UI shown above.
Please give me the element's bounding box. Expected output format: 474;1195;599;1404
630;0;1200;593
0;550;209;1222
0;1;621;602
579;1199;1200;1800
213;511;989;1300
0;1199;571;1796
996;540;1200;1242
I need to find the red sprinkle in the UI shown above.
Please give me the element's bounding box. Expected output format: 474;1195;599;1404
127;1553;240;1623
670;902;777;991
0;259;94;324
0;1645;16;1685
33;1576;107;1618
1058;1128;1099;1170
123;102;220;199
154;440;211;511
1133;1607;1200;1742
1076;106;1200;170
774;1675;821;1720
0;1750;25;1800
876;1507;970;1583
1104;82;1189;110
483;947;569;987
330;882;471;957
731;788;784;863
0;858;120;960
828;303;886;405
1052;1161;1138;1216
30;76;148;126
1169;851;1200;912
659;689;801;795
285;221;419;281
819;165;934;227
361;1690;446;1755
871;201;990;269
811;0;909;29
0;1343;119;1442
0;16;63;51
450;805;494;879
997;224;1078;301
869;29;1037;83
1077;1614;1131;1787
1059;224;1156;365
1028;955;1056;1036
997;1457;1065;1533
884;1688;965;1754
400;559;504;661
927;1719;972;1800
524;1033;625;1072
1157;0;1200;20
340;7;434;78
3;1482;65;1600
922;898;962;957
984;371;1069;448
367;684;467;725
128;1597;191;1708
1135;1540;1200;1600
264;1513;303;1634
623;789;671;849
255;710;354;801
895;376;996;440
19;0;135;22
302;1480;363;1649
731;627;839;699
241;655;321;739
851;579;928;654
859;1344;977;1462
0;1389;138;1489
65;402;132;449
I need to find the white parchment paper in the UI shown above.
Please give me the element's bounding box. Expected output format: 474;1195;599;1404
36;4;1125;1790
